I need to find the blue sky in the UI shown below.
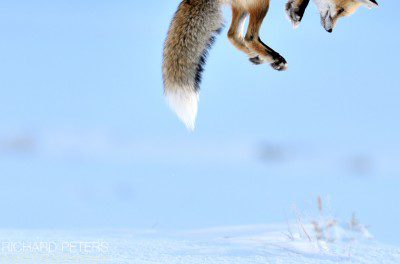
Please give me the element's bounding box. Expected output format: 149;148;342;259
0;0;399;244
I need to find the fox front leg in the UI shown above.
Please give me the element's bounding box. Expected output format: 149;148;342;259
286;0;310;28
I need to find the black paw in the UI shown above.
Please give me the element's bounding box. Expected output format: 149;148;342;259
249;56;263;65
286;0;303;28
270;54;288;71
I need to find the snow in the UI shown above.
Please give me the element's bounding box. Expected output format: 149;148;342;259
1;223;399;264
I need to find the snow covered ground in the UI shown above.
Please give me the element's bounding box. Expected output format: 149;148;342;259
1;2;399;263
1;221;399;264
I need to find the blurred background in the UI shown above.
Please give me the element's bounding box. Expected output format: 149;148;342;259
0;0;399;244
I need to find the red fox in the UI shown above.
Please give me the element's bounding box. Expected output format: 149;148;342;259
163;0;378;130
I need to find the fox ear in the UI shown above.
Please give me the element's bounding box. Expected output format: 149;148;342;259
355;0;379;9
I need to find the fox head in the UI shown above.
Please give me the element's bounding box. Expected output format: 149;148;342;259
314;0;378;32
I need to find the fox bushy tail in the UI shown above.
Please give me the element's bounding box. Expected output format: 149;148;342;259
163;0;223;130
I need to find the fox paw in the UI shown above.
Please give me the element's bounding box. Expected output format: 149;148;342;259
249;56;263;65
270;55;288;71
286;0;303;28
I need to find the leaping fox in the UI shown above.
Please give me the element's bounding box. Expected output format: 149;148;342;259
163;0;378;130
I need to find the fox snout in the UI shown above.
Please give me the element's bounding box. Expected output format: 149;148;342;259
321;11;334;33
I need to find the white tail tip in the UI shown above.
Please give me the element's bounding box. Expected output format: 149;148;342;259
165;88;199;131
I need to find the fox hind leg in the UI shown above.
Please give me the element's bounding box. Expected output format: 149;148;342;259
227;6;263;65
244;5;288;71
